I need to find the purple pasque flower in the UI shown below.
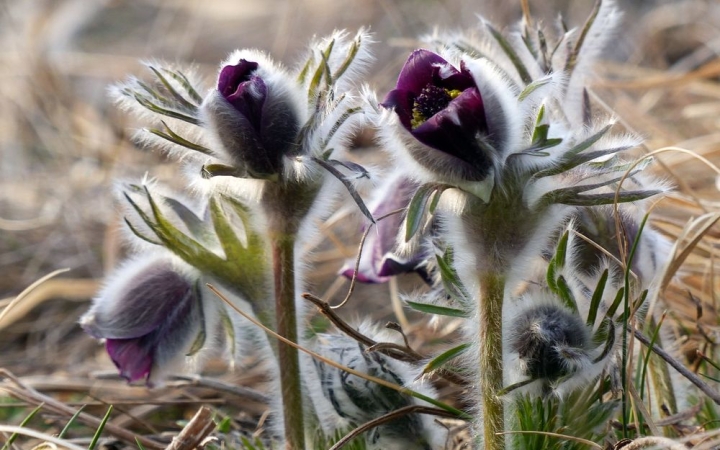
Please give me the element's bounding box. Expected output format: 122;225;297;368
382;49;495;182
202;52;301;178
340;175;430;283
80;255;202;384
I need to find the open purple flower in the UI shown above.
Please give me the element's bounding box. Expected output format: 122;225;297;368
340;175;430;283
382;49;495;182
202;55;301;177
80;257;202;384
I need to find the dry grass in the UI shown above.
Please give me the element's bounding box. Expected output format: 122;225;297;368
1;0;720;448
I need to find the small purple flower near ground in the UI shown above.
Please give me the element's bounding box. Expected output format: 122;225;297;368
340;175;430;283
80;257;202;383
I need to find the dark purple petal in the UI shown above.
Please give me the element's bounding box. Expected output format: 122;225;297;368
218;60;266;133
395;50;451;94
410;88;493;180
381;89;415;129
106;338;153;382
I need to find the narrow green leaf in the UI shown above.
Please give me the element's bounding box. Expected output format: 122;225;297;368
592;319;615;364
404;184;439;242
518;76;552;102
1;403;45;450
435;249;470;307
485;22;532;84
332;35;361;82
88;405;113;450
135;437;147;450
123;217;162;246
201;163;243;179
148;66;198;112
163;69;203;105
422;343;471;375
58;405;86;439
556;276;578;313
605;287;625;319
587;269;609;327
318;106;361;154
146;121;212;154
132;93;200;125
406;301;469;318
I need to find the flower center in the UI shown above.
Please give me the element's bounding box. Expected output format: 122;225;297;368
411;84;461;129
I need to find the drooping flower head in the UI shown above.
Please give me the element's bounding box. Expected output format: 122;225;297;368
382;49;498;183
80;255;204;384
340;174;430;283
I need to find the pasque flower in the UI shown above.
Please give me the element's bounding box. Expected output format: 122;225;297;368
202;53;302;178
381;49;496;182
80;255;203;384
340;174;430;283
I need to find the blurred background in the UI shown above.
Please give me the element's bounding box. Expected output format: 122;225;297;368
1;0;719;444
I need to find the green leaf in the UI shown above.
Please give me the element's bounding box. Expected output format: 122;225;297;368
422;343;471;375
554;190;663;207
485;22;532;84
556;275;579;313
148;66;198;112
1;403;44;450
317;106;362;155
332;33;361;82
518;76;552;102
436;247;471;307
592;319;615;364
201;163;243;179
147;121;212;155
88;405;113;450
406;301;469;318
587;269;609;327
163;68;203;105
131;92;201;125
605;287;625;320
404;184;449;242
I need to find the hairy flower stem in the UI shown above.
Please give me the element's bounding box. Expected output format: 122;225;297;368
478;271;506;450
271;233;304;450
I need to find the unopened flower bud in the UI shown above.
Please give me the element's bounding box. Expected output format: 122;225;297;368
202;53;302;177
510;304;591;380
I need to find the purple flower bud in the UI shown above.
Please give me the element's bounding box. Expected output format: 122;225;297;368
80;257;202;384
382;49;496;182
340;175;429;283
202;54;301;177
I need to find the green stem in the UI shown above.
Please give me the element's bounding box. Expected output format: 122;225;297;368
478;271;506;450
271;233;305;450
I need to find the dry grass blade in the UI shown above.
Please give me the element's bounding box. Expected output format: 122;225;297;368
165;406;215;450
495;431;602;449
0;269;70;326
0;278;98;331
0;370;164;449
327;405;457;450
0;426;85;450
